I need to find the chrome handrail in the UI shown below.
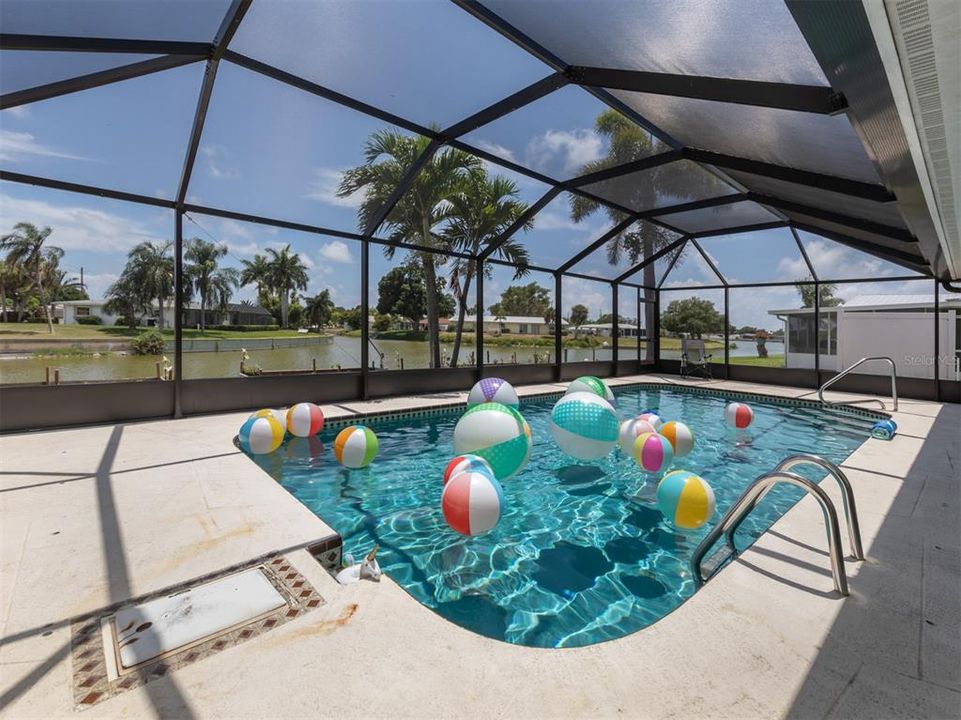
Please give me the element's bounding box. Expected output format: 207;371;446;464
691;470;850;596
818;356;898;410
725;454;864;561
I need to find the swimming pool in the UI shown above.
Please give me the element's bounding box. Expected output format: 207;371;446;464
243;384;878;648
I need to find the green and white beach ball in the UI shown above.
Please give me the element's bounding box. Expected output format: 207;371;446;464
549;391;619;461
565;375;615;406
453;402;532;480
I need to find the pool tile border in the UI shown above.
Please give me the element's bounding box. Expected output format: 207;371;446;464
320;382;889;430
69;554;325;710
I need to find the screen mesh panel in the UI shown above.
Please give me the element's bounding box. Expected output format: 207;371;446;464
698;227;807;283
655;201;779;234
569;221;681;279
1;51;160;95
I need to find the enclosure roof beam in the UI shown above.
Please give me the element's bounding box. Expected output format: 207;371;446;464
790;225;818;282
614;235;689;284
567;66;848;115
690;238;728;286
556;216;638;273
0;169;176;209
748;193;915;242
0;54;205;110
566;150;683;188
478;188;562;261
0;33;212;55
789;222;930;276
692;221;789;239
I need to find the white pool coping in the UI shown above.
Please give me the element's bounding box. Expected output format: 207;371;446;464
1;374;958;719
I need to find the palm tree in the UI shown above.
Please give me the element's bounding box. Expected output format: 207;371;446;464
338;130;480;368
183;238;238;333
127;241;174;330
105;272;149;329
265;245;308;328
304;289;335;332
240;253;272;305
443;169;532;366
1;222;59;333
569;111;713;289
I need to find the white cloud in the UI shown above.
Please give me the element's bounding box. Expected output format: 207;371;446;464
318;240;353;264
305;167;363;208
0;129;93;163
0;193;162;253
199;145;237;180
471;139;517;164
77;272;119;301
561;277;608;320
526;129;603;174
5;106;30;120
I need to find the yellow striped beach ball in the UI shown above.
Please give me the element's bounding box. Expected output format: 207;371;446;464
238;415;285;455
656;470;716;530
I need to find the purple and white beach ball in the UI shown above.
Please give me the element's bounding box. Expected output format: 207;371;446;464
467;377;519;408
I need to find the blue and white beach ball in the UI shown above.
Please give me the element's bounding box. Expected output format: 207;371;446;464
443;453;493;486
618;417;657;454
238;415;285;455
549;391;619;461
565;375;616;405
467;377;519;408
637;412;664;431
657;470;716;530
442;466;505;536
453;403;532;480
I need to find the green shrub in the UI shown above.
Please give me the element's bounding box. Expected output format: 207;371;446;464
131;330;166;355
75;315;103;325
209;324;280;332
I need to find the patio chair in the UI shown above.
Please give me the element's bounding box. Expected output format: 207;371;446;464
680;338;713;379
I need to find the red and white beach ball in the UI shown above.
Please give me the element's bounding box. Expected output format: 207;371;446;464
618;417;657;454
441;468;505;536
724;402;754;429
443;454;494;486
637;412;664;431
286;402;325;437
633;432;674;474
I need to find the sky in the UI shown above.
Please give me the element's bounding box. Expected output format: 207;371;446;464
0;0;929;328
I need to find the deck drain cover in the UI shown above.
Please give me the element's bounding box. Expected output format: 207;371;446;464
111;567;285;669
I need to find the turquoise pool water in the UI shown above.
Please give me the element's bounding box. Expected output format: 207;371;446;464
244;385;875;648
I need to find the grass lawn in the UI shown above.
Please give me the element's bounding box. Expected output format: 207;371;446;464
659;337;725;351
0;323;313;341
729;355;786;368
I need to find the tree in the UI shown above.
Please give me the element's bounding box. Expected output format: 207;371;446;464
489;283;551;319
443;170;531;366
1;222;59;333
569;304;589;330
183;238;238;333
660;297;724;338
377;263;454;327
240;254;273;306
568;111;709;288
105;273;148;329
339;130;479;367
264;244;308;328
795;278;844;308
304;289;335;331
126;241;174;330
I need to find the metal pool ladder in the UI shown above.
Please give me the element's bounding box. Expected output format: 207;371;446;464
690;454;865;596
818;356;898;410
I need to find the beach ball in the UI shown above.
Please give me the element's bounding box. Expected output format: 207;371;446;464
467;377;519;408
250;408;288;430
657;470;716;530
453;403;531;480
618;417;657;455
284;435;325;463
442;467;505;536
660;420;695;457
443;454;493;486
724;402;754;429
549;392;619;461
333;426;379;469
633;432;674;474
286;402;325;437
637;412;664;431
565;375;616;405
238;415;285;455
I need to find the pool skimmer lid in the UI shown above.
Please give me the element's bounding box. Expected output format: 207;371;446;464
103;567;286;674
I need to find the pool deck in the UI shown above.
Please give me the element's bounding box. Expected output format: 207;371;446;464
1;375;958;719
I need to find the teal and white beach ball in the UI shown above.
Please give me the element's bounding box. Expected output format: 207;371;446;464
565;375;615;405
238;415;285;455
467;377;519;408
453;402;532;480
333;426;379;468
618;417;658;455
657;470;716;530
549;391;619;461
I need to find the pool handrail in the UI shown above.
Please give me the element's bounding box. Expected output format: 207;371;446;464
818;356;898;410
691;470;850;596
724;454;864;562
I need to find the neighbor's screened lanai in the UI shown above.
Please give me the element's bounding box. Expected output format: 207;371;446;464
0;0;955;430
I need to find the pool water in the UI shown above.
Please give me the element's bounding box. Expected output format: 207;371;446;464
244;385;875;648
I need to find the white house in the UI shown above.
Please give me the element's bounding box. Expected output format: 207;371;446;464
575;322;645;338
769;294;960;380
58;300;273;327
462;315;565;335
